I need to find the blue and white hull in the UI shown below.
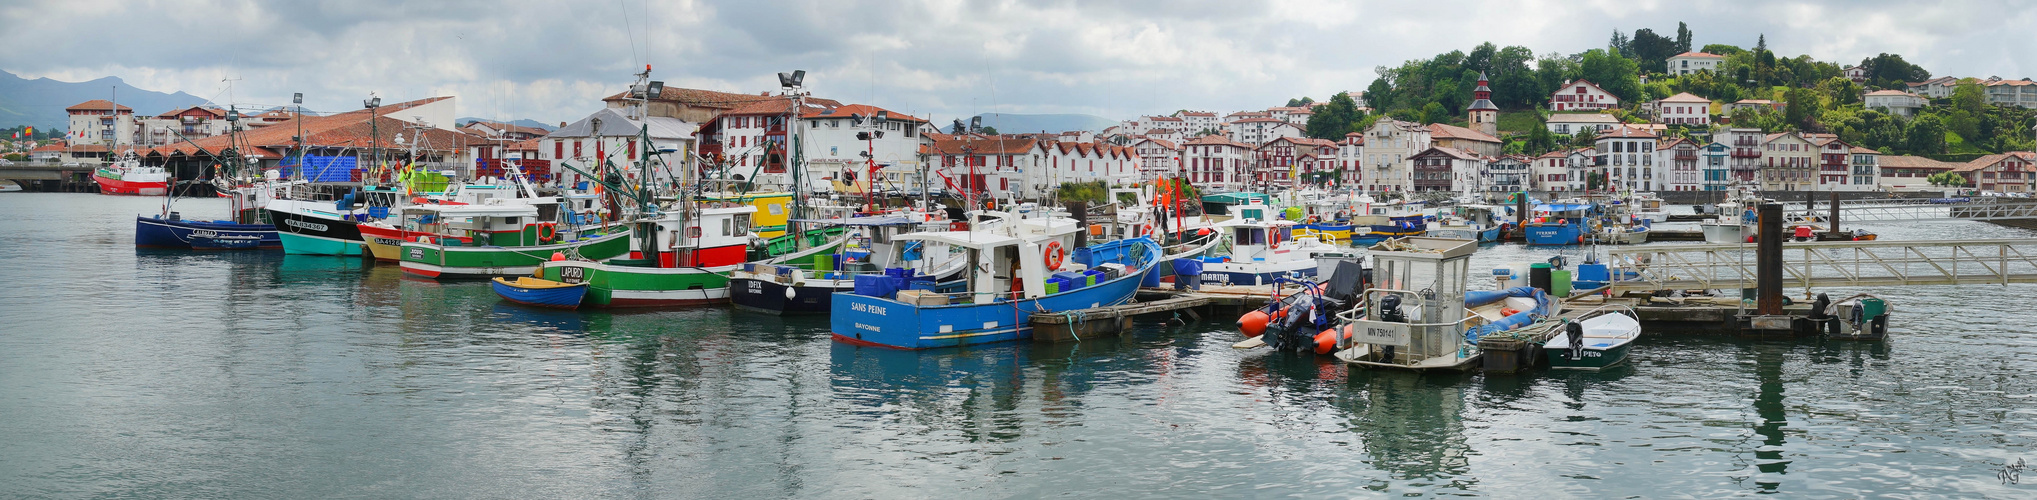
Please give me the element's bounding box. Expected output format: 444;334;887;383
830;240;1160;350
1523;222;1586;246
135;215;281;250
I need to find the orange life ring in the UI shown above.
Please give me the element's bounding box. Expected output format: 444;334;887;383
537;222;558;242
1044;241;1067;271
1142;223;1155;236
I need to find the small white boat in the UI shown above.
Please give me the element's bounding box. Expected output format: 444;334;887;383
1630;192;1667;222
1544;306;1641;370
0;179;21;192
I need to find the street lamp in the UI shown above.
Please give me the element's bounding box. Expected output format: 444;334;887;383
364;95;381;180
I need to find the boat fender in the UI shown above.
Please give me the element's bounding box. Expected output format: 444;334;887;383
1043;241;1067;271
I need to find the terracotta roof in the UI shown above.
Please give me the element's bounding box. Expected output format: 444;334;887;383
1537;150;1569;159
1413;146;1481;161
1135;137;1179;150
1670;51;1725;59
1144;128;1170;135
925;136;1036;156
1657;137;1695;150
1178;111;1216;117
1548;113;1618;124
1149;116;1183;122
801;103;926;124
1985;79;2037;87
1848;146;1879;154
1551;80;1615;99
66;100;132;112
1657;92;1710;103
138;96;472;159
1864;90;1919;97
155;105;225;119
1597;125;1658;139
1956;153;2035;173
505;138;543;151
1184;134;1252;149
1233;117;1285;123
1427;123;1500;143
1876;155;1957;171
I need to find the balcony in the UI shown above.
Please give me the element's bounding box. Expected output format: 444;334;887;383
1730;148;1761;158
1674;152;1698;161
1734;138;1759;147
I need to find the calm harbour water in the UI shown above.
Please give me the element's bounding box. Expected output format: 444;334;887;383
3;192;2036;498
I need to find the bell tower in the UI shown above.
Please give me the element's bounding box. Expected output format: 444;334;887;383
1468;71;1499;138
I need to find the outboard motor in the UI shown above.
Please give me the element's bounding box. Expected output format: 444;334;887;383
1378;294;1405;363
1808;293;1835;335
1565;322;1585;361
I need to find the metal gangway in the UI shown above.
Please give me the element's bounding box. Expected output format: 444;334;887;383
1605;238;2037;292
1775;197;2037;223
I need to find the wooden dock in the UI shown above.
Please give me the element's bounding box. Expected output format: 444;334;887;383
1029;285;1285;343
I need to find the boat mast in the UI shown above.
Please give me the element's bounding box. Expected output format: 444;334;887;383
777;70;808;245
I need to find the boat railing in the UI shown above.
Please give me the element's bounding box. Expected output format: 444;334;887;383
1333;288;1489;362
1559;303;1640;339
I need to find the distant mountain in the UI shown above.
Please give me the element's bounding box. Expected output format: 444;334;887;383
946;113;1118;134
457;117;555;132
0;70;210;129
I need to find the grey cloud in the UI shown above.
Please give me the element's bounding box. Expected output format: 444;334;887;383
1;0;2031;127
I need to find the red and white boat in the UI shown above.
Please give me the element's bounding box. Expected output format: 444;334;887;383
93;153;170;196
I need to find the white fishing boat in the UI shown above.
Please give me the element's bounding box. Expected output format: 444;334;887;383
1544;305;1642;370
1198;202;1352;285
1630;192;1668;222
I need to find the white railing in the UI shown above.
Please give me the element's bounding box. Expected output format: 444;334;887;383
1606;238;2037;292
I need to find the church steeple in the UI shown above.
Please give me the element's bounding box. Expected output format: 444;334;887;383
1468;71;1499;138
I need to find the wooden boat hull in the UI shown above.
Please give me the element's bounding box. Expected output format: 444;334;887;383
490;277;588;309
537;258;734;308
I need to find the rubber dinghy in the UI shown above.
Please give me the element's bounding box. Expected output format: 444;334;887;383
1462;286;1560;343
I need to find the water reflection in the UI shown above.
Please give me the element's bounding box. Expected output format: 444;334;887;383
1339;370;1476;493
1747;342;1792;492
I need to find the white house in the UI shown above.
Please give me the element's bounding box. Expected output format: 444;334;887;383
1130;137;1182;181
1652;92;1712;126
546;107;698;188
1666;52;1725;76
1357;118;1432;193
1182;134;1254;190
1548;80;1619;112
797;104;929;195
1226;118;1301;146
1175;110;1220;135
1484;155;1531;195
1906;77;1959;99
1863;90;1928;117
1594;126;1659;192
1546;113;1619;136
1532;150;1572;192
1984;78;2037;109
65;100;137;147
1657;137;1703;191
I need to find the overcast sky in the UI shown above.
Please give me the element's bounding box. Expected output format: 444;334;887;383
4;0;2031;126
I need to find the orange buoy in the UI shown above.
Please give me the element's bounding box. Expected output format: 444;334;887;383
1238;310;1270;337
550;252;566;262
1043;241;1067;271
1500;307;1521;317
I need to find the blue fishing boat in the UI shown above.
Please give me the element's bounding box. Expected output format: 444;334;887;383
135;214;282;250
491;276;590;309
1522;202;1594;246
830;207;1162;349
